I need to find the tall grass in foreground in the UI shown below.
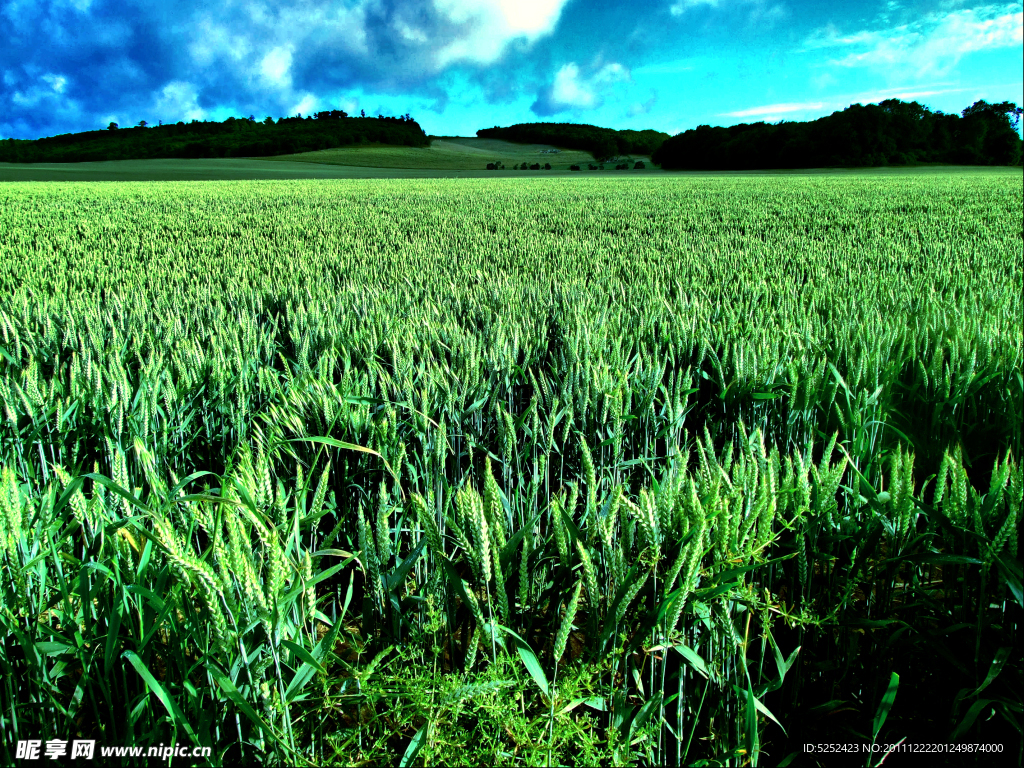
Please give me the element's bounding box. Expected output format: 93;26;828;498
0;174;1021;765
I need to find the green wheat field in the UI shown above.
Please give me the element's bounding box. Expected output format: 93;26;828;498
0;171;1021;766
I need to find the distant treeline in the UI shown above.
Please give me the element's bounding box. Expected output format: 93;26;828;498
653;99;1023;170
0;111;429;163
476;123;668;161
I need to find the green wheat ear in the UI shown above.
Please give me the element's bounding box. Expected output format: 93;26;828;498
518;534;532;611
576;539;600;615
376;479;391;566
483;456;506;550
414;492;444;560
554;577;583;664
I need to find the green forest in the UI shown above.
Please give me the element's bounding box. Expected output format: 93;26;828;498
0;111;429;163
652;99;1024;169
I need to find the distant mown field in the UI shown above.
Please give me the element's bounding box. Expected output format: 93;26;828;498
270;138;605;170
0;137;625;179
0;174;1021;767
2;151;1021;181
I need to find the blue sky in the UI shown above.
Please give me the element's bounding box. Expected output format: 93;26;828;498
1;0;1021;140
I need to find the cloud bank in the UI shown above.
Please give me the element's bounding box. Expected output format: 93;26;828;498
1;0;1019;141
803;3;1023;78
0;0;571;138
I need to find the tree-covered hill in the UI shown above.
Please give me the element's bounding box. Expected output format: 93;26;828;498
0;112;429;163
476;122;668;161
652;99;1023;170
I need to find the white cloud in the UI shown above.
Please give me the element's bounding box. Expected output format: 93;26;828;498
845;83;974;103
11;91;40;108
12;74;73;107
435;0;565;37
290;93;318;117
594;62;629;84
551;62;628;108
670;0;786;26
551;63;595;108
42;74;67;93
670;0;719;15
260;46;293;88
803;4;1023;77
628;93;657;116
722;82;1003;122
273;4;369;57
723;101;825;117
532;61;630;114
154;81;205;122
395;20;428;43
433;0;570;67
189;17;252;67
187;1;567;88
750;2;787;26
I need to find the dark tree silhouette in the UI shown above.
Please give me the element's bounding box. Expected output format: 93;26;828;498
652;99;1022;169
477;122;668;160
313;110;348;120
592;137;617;162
